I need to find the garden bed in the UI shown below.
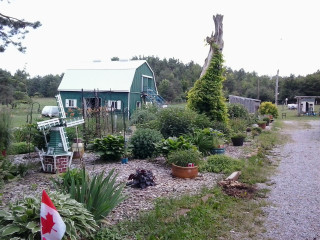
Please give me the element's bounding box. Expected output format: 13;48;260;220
2;142;250;224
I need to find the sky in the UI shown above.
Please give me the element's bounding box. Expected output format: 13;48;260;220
1;0;320;77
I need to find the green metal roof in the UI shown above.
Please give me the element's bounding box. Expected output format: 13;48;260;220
58;60;147;92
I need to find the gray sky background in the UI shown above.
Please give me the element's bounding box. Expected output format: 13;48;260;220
1;0;319;77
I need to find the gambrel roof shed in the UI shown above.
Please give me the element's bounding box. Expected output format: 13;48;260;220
58;60;156;92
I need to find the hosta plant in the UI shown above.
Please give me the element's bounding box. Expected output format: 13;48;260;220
157;136;197;157
92;135;125;161
0;191;98;240
127;169;156;189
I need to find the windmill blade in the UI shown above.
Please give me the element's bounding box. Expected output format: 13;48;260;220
37;118;60;130
56;94;66;119
59;127;69;152
66;117;84;127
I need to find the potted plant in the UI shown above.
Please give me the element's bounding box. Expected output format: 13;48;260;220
230;132;246;146
262;117;270;126
121;147;131;164
167;149;202;179
257;120;267;129
210;133;225;155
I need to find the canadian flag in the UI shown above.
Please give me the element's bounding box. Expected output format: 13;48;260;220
40;190;66;240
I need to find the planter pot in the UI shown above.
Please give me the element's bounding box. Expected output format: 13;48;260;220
121;158;128;164
258;123;266;129
231;137;245;146
171;163;198;179
210;148;225;155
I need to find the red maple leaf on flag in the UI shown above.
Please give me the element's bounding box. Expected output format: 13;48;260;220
41;212;57;234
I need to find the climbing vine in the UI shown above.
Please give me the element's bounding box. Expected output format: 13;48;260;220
187;44;228;124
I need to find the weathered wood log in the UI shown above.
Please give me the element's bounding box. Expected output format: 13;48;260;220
200;14;224;77
225;171;241;181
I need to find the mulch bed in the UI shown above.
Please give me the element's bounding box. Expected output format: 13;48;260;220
218;180;257;199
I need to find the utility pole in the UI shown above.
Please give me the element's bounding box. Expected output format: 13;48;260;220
275;69;279;105
257;77;260;99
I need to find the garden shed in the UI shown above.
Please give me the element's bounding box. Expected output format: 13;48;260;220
57;60;165;117
229;95;261;114
295;96;320;115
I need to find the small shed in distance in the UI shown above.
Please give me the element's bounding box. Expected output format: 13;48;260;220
295;96;320;115
229;95;261;114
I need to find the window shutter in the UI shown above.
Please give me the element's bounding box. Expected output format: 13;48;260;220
65;99;69;107
117;100;121;110
73;100;77;107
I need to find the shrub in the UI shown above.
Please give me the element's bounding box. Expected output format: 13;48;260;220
157;136;197;157
259;102;279;118
130;106;158;126
0;158;29;188
156;107;211;138
53;168;125;222
0;191;98;240
167;149;202;167
7;142;34;155
0;109;12;151
227;103;249;119
127;169;156;189
130;128;163;159
202;155;244;175
92;135;125;161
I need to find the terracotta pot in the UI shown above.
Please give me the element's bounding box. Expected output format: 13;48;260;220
258;123;266;129
171;164;198;179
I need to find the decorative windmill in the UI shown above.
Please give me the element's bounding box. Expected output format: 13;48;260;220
37;94;84;173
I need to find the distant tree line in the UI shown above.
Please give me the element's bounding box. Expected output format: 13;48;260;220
1;56;320;107
0;68;61;107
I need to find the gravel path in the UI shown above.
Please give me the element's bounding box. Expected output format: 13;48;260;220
263;120;320;240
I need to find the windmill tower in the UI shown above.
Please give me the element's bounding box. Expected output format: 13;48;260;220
37;94;84;173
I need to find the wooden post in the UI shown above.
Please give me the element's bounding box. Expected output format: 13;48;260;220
275;70;279;105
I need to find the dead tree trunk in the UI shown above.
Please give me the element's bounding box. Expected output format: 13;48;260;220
200;14;224;77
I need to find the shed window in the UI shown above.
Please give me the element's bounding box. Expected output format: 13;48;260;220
65;99;77;108
107;100;121;110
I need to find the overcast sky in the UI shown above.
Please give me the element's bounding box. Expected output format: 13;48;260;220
1;0;320;77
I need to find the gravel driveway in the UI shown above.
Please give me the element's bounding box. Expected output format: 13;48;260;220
263;120;320;240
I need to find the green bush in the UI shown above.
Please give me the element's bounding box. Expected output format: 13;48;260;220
156;107;211;138
157;136;197;157
227;103;249;119
130;128;163;159
259;102;279;118
0;191;98;240
93;135;125;161
0;109;12;151
53;168;125;222
130;106;158;126
202;155;244;175
7;142;34;155
0;158;29;188
167;149;202;167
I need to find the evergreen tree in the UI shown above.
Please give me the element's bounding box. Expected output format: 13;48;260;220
187;45;228;124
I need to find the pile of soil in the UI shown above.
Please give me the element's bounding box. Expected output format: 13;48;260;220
218;180;256;199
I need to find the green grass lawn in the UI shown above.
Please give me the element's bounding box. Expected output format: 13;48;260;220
1;97;56;128
277;104;320;121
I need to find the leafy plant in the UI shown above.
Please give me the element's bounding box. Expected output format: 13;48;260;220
92;135;125;161
0;109;12;151
227;103;250;119
7;142;34;155
130;128;163;159
157;136;197;157
127;169;156;189
0;191;98;240
167;149;202;167
0;157;29;188
53;167;126;222
187;44;229;124
262;117;270;124
155;107;211;138
259;102;279;118
202;155;244;175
